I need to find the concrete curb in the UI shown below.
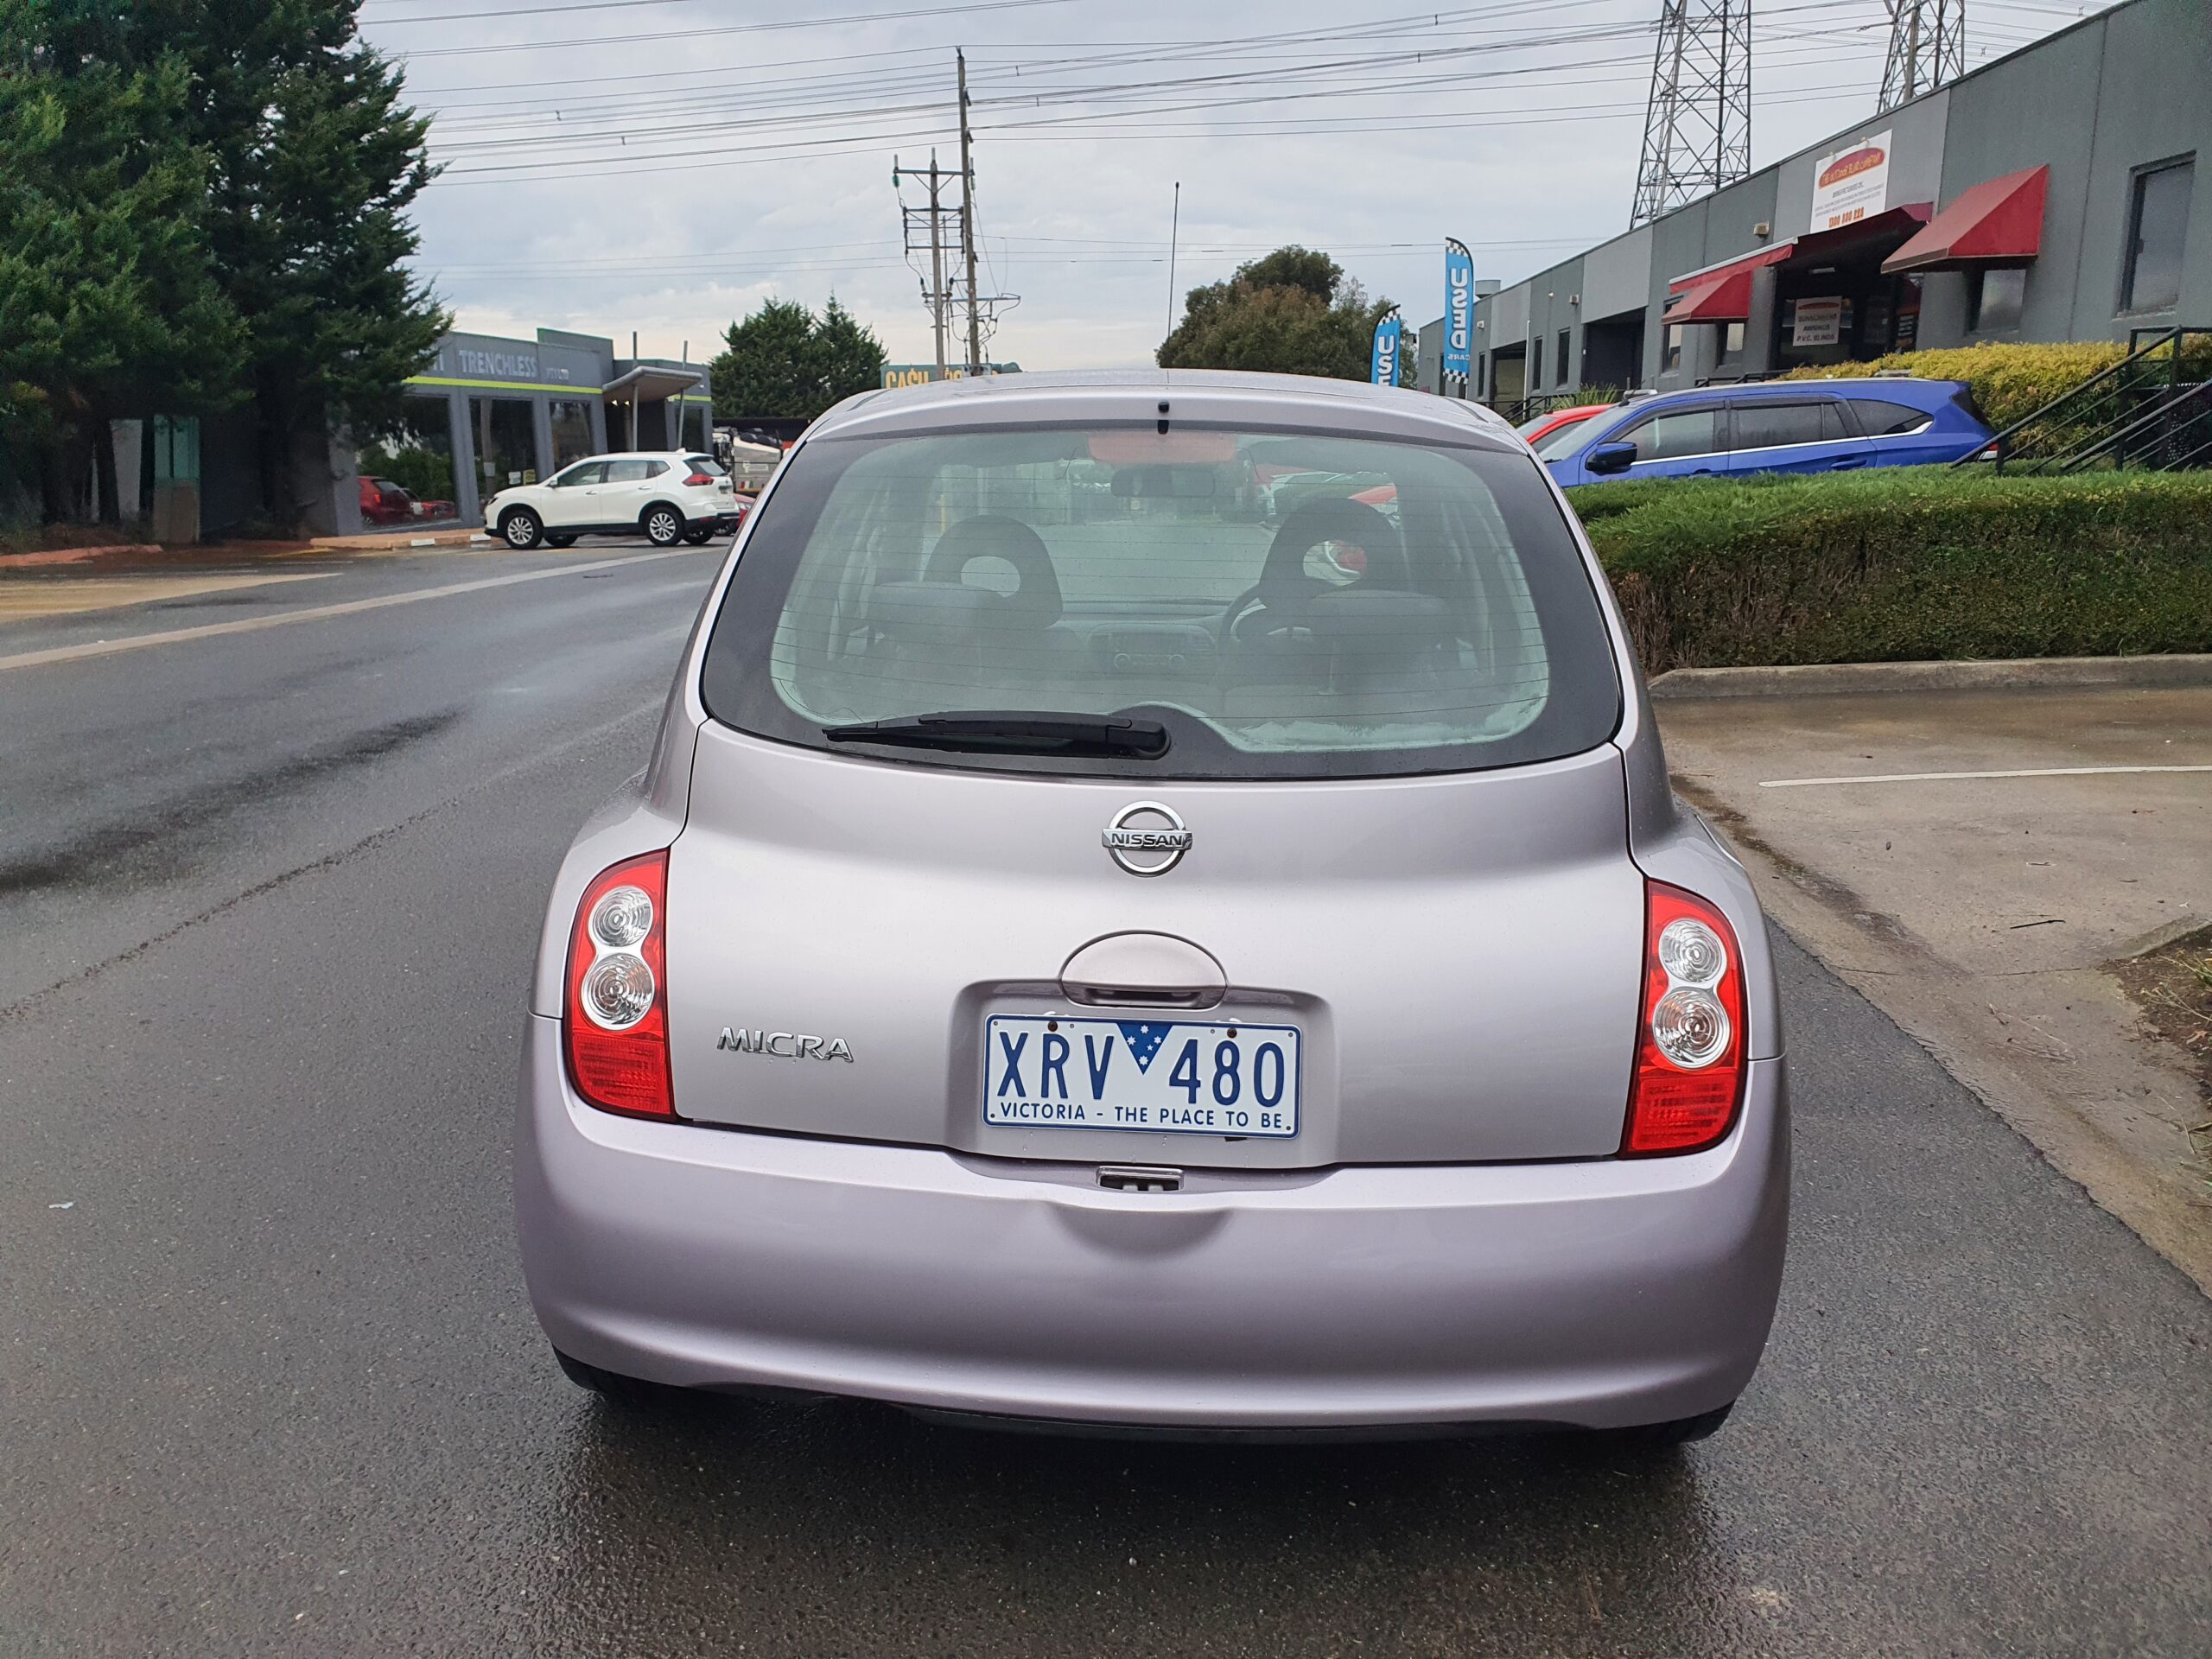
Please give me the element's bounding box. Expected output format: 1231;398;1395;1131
1649;653;2212;700
307;528;491;552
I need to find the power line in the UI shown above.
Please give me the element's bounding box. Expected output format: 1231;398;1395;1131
379;0;1083;56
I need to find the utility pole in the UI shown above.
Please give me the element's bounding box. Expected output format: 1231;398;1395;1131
895;149;963;377
957;48;984;376
1166;181;1181;333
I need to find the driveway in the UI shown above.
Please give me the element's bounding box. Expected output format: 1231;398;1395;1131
1660;673;2212;1289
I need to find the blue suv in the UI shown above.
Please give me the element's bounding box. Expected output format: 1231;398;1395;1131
1540;378;1996;486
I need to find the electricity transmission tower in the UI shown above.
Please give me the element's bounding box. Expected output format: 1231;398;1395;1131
1878;0;1965;111
1629;0;1752;226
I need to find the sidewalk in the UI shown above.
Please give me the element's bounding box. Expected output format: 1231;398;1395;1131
1658;668;2212;1291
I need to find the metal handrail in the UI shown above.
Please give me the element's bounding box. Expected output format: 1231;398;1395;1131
1963;325;2210;473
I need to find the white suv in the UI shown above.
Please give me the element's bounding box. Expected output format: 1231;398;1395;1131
484;451;746;550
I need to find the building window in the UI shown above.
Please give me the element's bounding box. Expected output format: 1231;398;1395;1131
550;399;594;467
2120;156;2193;314
1663;324;1683;374
469;396;537;494
1555;329;1571;388
1967;268;2027;333
360;392;457;515
1718;321;1747;367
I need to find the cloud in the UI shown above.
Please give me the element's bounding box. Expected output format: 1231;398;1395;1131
372;0;2068;368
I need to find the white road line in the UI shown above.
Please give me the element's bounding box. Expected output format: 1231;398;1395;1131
1759;764;2212;789
0;547;714;674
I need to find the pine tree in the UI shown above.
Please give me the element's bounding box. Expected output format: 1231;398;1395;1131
0;26;243;521
712;296;887;423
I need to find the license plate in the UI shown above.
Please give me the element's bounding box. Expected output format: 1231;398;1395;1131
983;1015;1300;1137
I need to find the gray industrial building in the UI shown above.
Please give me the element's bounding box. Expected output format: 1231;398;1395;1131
367;328;715;530
1419;0;2205;405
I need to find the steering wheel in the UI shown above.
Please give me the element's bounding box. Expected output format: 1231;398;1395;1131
1220;497;1406;649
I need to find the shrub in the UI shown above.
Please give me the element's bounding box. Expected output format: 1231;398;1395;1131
1567;467;2212;671
1776;340;2133;430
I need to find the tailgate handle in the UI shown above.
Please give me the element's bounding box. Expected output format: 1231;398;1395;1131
1060;931;1226;1010
1098;1165;1183;1193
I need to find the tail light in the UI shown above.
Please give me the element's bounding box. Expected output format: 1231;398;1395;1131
1622;881;1746;1155
683;472;715;486
563;852;677;1120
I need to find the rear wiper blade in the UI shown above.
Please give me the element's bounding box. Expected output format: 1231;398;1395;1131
822;710;1171;758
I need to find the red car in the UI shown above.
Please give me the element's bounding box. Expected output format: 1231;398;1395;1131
359;476;458;526
1515;403;1615;455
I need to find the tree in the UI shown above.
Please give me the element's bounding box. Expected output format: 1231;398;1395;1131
163;1;448;518
1;0;448;530
0;31;243;521
1157;245;1404;385
711;295;887;422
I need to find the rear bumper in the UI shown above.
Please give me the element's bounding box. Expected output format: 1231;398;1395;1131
515;1014;1789;1431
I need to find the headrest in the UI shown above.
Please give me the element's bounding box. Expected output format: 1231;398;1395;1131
1260;497;1410;595
921;514;1065;630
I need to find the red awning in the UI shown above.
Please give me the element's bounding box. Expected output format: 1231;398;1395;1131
1882;167;2049;273
1667;270;1752;323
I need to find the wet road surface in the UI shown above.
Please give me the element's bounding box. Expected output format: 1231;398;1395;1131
1;546;2207;1656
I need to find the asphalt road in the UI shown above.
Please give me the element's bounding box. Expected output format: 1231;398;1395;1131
1;546;2208;1656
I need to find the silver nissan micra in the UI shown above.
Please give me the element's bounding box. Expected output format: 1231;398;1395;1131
516;369;1789;1443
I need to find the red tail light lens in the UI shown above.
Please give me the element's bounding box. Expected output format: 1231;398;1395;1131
563;851;677;1120
683;472;715;486
1622;880;1746;1155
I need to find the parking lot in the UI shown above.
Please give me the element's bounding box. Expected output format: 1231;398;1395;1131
1658;667;2212;1287
2;550;2208;1655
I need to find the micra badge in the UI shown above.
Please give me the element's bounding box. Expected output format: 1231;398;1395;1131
718;1027;855;1062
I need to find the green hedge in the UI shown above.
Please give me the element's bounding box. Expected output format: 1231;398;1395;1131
1567;468;2212;671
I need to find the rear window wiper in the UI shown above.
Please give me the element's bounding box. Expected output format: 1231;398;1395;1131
822;711;1171;758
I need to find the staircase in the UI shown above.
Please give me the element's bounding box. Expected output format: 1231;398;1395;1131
1969;326;2212;474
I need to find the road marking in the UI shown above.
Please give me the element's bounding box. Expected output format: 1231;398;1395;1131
0;548;713;674
1759;764;2212;788
0;570;332;624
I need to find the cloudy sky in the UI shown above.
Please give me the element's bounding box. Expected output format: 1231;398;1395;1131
369;0;2094;371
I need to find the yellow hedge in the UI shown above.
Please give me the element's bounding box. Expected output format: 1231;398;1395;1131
1777;340;2131;430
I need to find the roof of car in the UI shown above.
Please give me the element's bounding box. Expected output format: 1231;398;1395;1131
808;367;1520;448
1635;376;1967;404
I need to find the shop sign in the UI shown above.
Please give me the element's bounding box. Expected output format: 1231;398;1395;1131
1810;130;1891;231
880;363;1020;388
448;346;542;381
1791;296;1846;347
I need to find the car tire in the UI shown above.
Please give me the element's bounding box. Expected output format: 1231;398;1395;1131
554;1348;690;1408
499;507;543;550
681;524;715;545
545;533;576;548
642;505;685;547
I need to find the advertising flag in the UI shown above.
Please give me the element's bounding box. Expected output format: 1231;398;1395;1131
1443;239;1474;383
1370;309;1402;386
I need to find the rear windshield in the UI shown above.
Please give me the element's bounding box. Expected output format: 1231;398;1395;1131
698;425;1621;779
684;454;729;476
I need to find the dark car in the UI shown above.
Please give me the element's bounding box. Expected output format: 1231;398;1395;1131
1543;378;1996;486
